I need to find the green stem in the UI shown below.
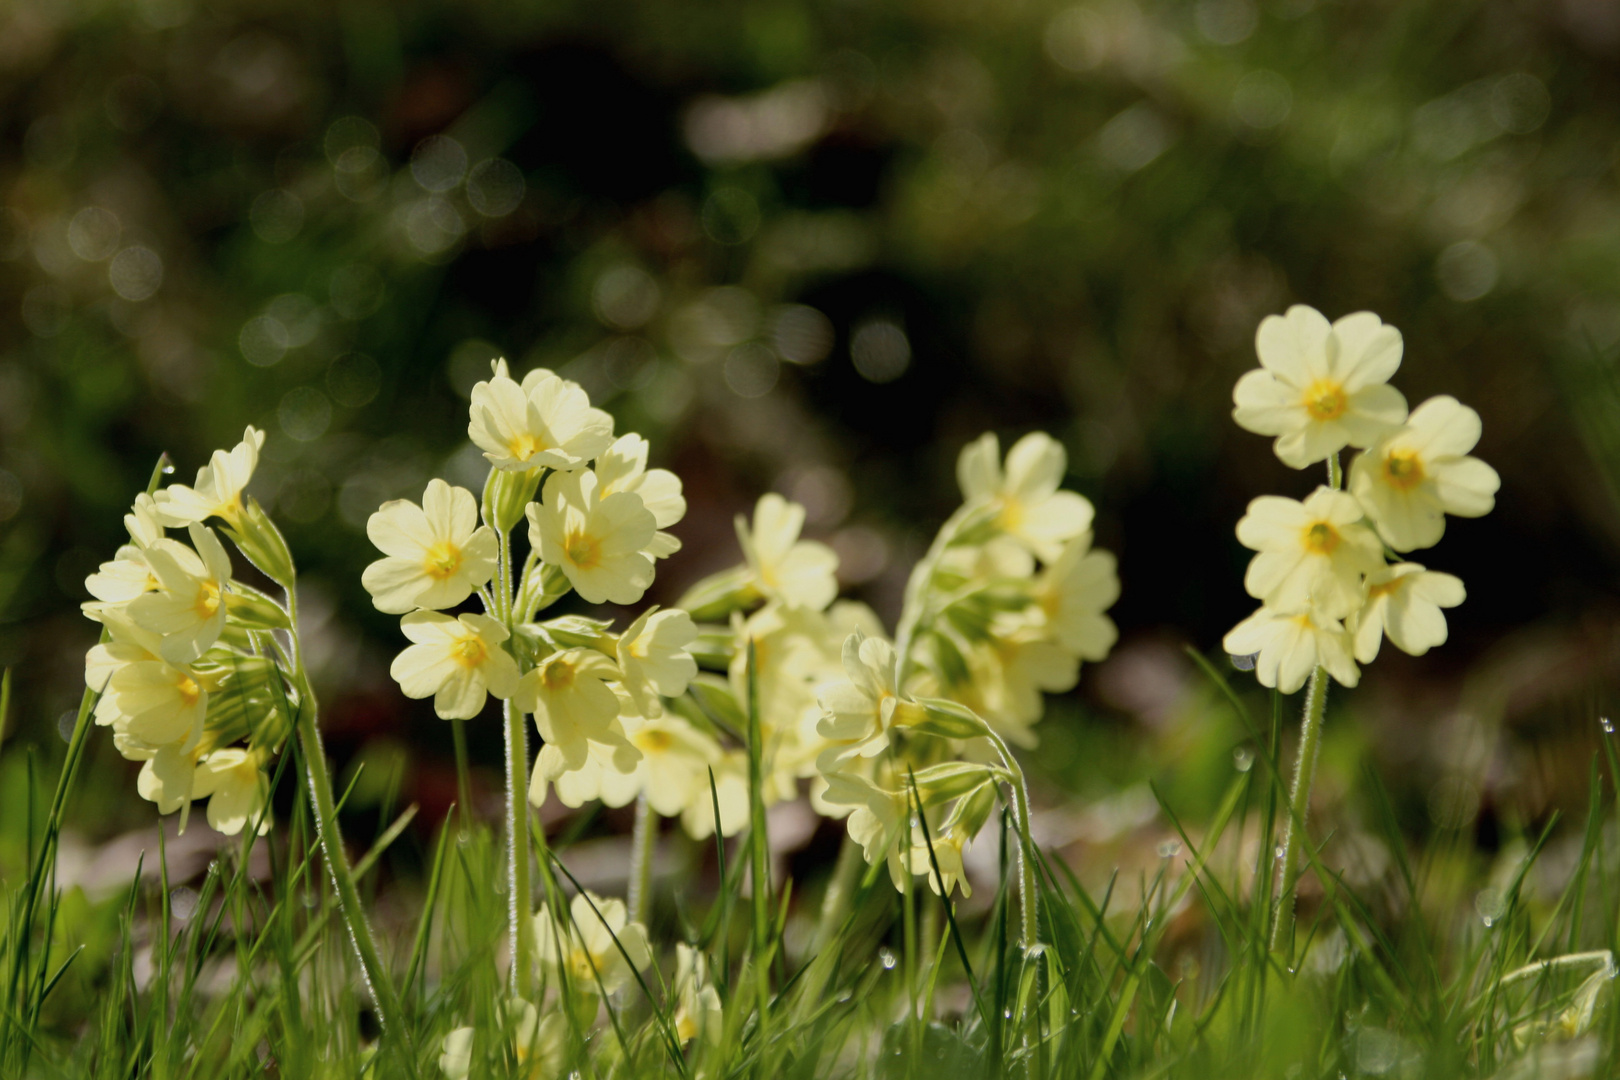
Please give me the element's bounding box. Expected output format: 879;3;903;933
1327;451;1343;491
813;834;863;952
627;791;656;927
1271;665;1328;957
504;697;535;997
984;730;1039;950
449;717;472;831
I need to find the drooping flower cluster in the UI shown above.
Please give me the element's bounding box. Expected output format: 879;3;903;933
1223;305;1499;691
679;432;1121;897
363;359;704;816
81;428;300;835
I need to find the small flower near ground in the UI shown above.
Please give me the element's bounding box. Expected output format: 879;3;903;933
1350;563;1466;663
390;611;520;719
615;607;698;718
468;362;614;472
93;653;207;753
516;647;629;792
673;944;724;1046
192;748;271;836
1349;395;1501;552
533;891;652;996
817;769;905;869
1233;306;1408;469
680;751;751;840
1223;605;1359;693
605;708;723;817
737;493;839;610
439;999;564;1080
957;431;1094;564
362;479;497;614
1237;487;1386;619
528;469;657;605
153;426;265;528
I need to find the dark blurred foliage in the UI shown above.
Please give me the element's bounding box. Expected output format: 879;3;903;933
4;0;1620;856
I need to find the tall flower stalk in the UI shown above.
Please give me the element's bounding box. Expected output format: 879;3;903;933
1222;305;1500;957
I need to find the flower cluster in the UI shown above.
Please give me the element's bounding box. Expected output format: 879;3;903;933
363;360;704;816
81;428;300;835
677;432;1120;897
1223;305;1500;691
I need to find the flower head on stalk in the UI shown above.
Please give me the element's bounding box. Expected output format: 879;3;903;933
533;891;652;996
1237;487;1385;620
957;431;1094;564
1349;395;1500;552
363;479;497;614
737;493;839;610
1350;563;1466;663
615;607;698;718
595;433;686;559
528;469;657;605
390;611;520;720
153;426;265;529
126;524;234;665
469;361;615;472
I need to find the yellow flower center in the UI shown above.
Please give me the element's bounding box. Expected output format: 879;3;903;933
635;728;673;753
452;634;488;669
176;674;201;706
194;581;221;620
1302;521;1340;555
1367;578;1402;601
508;432;549;462
422;540;463;581
540;659;576;692
1381;449;1425;491
564;529;603;570
566;947;599;980
1302;379;1348;421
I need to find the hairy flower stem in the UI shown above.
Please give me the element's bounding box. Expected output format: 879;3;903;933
1271;664;1328;957
504;696;535;997
627;791;656;926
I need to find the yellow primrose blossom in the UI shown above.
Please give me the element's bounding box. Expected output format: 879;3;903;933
127;524;234;665
595;433;686;559
153;426;266;528
1237;487;1385;620
135;744;206;829
439;999;564;1080
84;546;159;607
390;611;520;720
93;652;207;754
815;632;925;770
736;493;839;611
964;628;1079;748
603;706;723;817
125;492;166;547
1222;605;1359;693
1031;533;1120;661
818;769;906;872
957;431;1095;564
1350;563;1466;663
516;647;627;795
533;891;652;996
615;607;698;718
1233;306;1408;469
468;362;614;472
192;748;271;836
535;724;641;809
673;945;724;1046
1349;395;1501;553
362;479;498;614
528;469;657;605
681;751;753;840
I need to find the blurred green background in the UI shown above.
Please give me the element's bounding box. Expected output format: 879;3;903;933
3;0;1619;879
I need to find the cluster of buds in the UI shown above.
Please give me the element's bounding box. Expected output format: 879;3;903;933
81;428;300;835
1222;305;1501;690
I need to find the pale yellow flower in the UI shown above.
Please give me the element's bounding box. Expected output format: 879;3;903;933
596;433;685;559
362;479;498;614
528;469;656;605
1349;395;1501;552
135;744;205;824
673;944;724;1046
957;432;1094;563
468;363;614;471
1350;563;1466;663
605;707;723;817
1222;605;1359;693
681;751;752;840
125;492;166;547
737;493;839;611
615;607;698;718
93;653;207;753
815;632;924;769
965;628;1078;747
818;768;905;869
533;891;652;996
84;545;159;607
127;524;233;665
153;426;266;528
1031;533;1120;660
192;748;271;836
1237;487;1385;619
1233;306;1408;469
390;612;520;719
537;723;641;809
439;999;564;1080
516;648;628;798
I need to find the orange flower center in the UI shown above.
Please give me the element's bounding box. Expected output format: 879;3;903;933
422;540;463;581
540;658;576;692
565;529;603;570
1302;380;1348;421
1382;449;1425;491
1302;521;1341;555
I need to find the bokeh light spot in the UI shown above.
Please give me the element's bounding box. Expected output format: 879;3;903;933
328;352;381;407
724;343;779;398
467;158;526;217
593;266;662;330
108;246;163;301
1436;241;1498;301
850;318;911;383
770;304;834;366
68;207;121;261
411;135;469;193
240;315;289;367
279;386;333;442
250;189;304;244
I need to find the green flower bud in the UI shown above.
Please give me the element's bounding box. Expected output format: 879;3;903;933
483;465;542;532
226;498;296;588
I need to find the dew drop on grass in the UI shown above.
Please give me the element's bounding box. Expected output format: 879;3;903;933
879;948;897;970
1157;839;1182;858
170;886;199;922
1233;746;1254;772
1229;652;1257;671
1602;716;1614;734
